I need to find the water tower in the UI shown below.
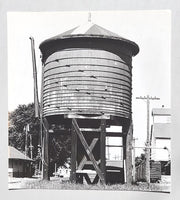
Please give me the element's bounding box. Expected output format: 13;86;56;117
39;20;139;184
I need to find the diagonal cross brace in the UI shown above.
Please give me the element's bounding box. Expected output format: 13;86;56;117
72;118;105;184
78;138;99;170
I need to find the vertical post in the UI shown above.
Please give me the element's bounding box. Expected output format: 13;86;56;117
136;95;160;184
25;124;29;157
29;37;40;118
29;134;33;159
132;138;136;183
146;95;150;184
70;124;77;183
126;122;133;185
25;126;28;157
43;117;50;180
106;136;110;160
122;125;127;183
100;119;106;184
39;63;45;175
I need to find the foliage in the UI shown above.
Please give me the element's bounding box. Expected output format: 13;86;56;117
8;103;39;156
135;153;145;166
49;134;71;175
8;103;71;173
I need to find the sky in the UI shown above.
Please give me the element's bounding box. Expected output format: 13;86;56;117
8;10;171;156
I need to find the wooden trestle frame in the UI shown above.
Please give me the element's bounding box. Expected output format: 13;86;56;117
42;115;133;185
71;118;106;184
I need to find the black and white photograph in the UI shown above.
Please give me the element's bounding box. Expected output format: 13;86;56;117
7;10;172;193
7;10;172;192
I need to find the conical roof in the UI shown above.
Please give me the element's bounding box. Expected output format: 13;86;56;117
53;22;120;38
39;22;139;58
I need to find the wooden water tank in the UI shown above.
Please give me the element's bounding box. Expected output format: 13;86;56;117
39;23;139;119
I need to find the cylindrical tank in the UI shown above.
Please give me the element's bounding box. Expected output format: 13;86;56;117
39;23;139;119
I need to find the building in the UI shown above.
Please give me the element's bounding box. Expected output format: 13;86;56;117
150;108;171;175
55;162;71;178
8;146;33;177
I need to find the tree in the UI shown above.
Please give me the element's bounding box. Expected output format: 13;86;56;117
49;134;71;175
9;103;71;174
135;153;145;166
8;103;40;157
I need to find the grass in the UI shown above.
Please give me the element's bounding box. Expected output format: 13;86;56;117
23;178;170;192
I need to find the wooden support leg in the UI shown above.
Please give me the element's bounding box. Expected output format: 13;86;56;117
122;124;128;184
100;119;106;184
70;124;77;183
126;123;133;185
43;117;50;180
122;135;126;183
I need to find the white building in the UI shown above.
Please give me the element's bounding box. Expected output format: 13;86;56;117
150;108;171;174
56;162;71;178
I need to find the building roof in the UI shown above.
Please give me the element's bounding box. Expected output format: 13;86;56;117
152;123;171;139
39;21;139;56
8;146;33;161
152;108;171;116
55;22;120;38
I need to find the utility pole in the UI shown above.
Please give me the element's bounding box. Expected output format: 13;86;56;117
136;95;160;184
29;134;33;159
132;138;138;183
25;124;30;157
29;37;40;119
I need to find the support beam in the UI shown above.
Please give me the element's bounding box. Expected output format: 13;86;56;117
65;114;110;119
100;119;106;184
132;138;136;183
78;138;98;170
126;123;133;185
43;117;50;180
70;125;77;183
72;118;105;184
122;125;127;183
